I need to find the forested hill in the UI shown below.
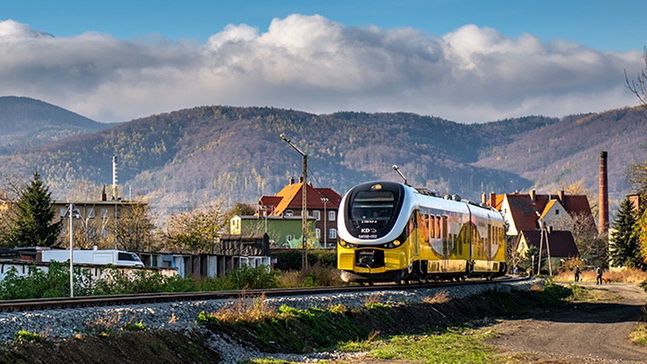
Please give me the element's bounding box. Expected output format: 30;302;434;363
0;102;644;218
0;96;108;154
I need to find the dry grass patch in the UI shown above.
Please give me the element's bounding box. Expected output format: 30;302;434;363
630;323;647;346
208;294;275;323
422;291;450;304
277;264;343;288
554;268;647;284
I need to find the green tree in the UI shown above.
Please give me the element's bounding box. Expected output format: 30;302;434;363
609;198;641;268
8;172;62;247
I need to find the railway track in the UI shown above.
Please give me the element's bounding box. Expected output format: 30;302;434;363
0;276;528;312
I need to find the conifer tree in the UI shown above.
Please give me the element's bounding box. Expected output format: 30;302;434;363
8;172;62;247
609;198;640;268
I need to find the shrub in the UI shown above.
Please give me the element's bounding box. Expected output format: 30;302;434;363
124;321;146;331
271;250;337;271
278;264;342;288
14;330;41;342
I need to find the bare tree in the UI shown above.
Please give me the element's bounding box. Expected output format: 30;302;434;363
114;204;156;252
626;47;647;111
165;203;226;253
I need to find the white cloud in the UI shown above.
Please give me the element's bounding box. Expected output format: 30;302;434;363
0;16;641;122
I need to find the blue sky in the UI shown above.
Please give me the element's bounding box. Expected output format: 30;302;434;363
0;1;645;122
2;0;645;51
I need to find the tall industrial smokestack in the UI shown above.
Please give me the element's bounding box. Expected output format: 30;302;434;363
599;151;609;234
112;155;118;200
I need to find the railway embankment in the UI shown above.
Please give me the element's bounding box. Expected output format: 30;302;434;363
0;278;561;363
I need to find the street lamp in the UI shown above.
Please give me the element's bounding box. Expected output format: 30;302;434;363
321;197;329;248
64;203;80;297
279;133;309;270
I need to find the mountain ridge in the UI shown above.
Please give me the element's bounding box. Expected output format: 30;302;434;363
0;97;643;219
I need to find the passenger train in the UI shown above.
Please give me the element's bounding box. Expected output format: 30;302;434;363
337;181;507;283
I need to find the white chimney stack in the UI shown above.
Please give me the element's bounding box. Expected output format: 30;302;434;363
112;155;118;200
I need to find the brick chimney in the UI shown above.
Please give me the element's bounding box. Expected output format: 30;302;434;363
529;189;536;201
489;192;496;208
558;189;565;202
599;151;609;234
481;192;486;205
288;177;295;185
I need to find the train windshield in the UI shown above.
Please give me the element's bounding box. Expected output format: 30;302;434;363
350;191;395;226
344;182;404;239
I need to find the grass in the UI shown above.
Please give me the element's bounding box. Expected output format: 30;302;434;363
14;330;42;343
630;323;647;346
568;284;623;302
630;307;647;346
338;327;503;364
198;282;574;355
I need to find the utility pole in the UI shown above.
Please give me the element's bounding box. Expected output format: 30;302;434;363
321;197;329;248
69;203;74;298
545;225;553;276
280;133;309;270
65;203;80;298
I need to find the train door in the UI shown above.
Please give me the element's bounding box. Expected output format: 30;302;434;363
441;215;448;272
410;210;419;263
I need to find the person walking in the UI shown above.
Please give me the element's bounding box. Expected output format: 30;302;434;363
596;266;603;285
574;266;581;282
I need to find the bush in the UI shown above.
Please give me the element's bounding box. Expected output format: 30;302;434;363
277;264;342;288
0;264;280;299
14;330;41;342
271;250;337;271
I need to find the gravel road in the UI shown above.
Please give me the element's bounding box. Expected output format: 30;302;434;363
490;283;647;363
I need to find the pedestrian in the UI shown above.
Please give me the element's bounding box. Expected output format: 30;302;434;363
596;266;603;285
574;266;581;282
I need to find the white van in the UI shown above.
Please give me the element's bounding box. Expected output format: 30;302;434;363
41;249;144;267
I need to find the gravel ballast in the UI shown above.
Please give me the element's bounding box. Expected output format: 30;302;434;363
0;278;537;343
0;278;540;363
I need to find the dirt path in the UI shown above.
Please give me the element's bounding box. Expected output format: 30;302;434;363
490;283;647;363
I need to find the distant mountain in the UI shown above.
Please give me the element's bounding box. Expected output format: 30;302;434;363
475;107;647;204
0;96;108;154
0;101;643;219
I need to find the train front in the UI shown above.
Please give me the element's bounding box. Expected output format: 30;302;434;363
336;181;412;283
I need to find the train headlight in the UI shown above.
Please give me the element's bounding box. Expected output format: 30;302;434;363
393;240;402;247
339;240;350;248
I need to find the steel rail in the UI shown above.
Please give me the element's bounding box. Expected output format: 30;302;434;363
0;276;529;312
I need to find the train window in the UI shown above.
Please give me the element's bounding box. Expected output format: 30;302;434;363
442;216;448;241
350;191;395;225
429;216;435;238
435;217;441;239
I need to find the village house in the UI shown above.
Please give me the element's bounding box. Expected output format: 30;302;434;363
485;189;593;263
257;178;342;248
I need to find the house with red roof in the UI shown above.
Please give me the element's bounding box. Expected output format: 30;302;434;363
258;178;342;248
485;189;595;237
484;189;593;265
516;230;580;268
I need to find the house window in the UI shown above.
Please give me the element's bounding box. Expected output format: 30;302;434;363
285;210;293;217
315;228;321;239
555;209;559;215
59;207;67;217
101;207;108;218
328;210;336;221
329;228;337;239
88;207;95;219
313;210;321;221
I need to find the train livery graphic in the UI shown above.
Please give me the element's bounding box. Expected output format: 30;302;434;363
337;181;507;283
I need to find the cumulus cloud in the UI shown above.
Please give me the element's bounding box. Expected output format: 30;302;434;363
0;16;641;122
